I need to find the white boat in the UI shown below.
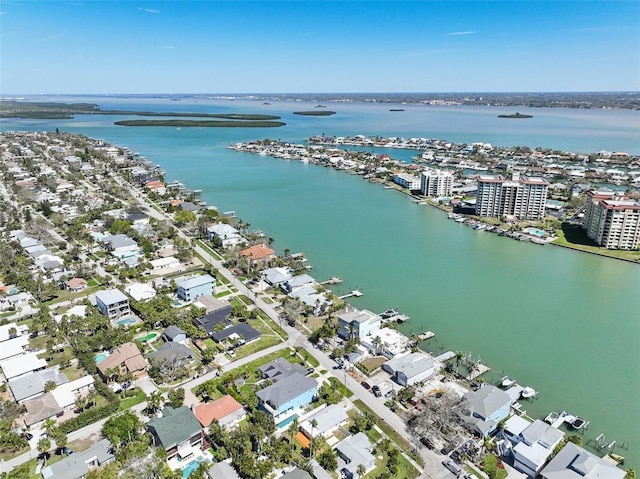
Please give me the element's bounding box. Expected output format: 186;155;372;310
545;411;559;424
501;376;516;388
521;386;537;399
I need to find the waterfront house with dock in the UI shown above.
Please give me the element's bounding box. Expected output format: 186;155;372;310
460;384;512;437
540;442;625;479
337;308;382;340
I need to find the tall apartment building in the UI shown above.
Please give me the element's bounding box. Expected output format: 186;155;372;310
582;190;640;250
421;168;454;197
475;174;549;220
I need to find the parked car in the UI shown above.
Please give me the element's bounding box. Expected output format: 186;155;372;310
371;385;382;397
420;436;435;450
442;459;463;477
360;381;371;390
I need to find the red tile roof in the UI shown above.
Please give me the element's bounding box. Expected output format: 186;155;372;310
194;395;244;427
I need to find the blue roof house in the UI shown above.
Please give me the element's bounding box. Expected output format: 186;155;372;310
176;274;215;302
256;372;317;420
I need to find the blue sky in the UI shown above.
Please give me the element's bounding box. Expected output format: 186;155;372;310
1;1;639;94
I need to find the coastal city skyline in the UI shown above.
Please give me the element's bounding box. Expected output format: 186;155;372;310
2;1;640;94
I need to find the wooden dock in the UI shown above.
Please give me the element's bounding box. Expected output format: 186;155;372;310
339;290;363;299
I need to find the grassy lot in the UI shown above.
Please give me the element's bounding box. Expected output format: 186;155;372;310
481;454;508;479
41;286;101;306
352;399;424;467
360;356;387;375
215;290;232;298
61;365;86;381
234;335;281;359
257;311;288;340
195;240;224;261
119;387;147;410
373;451;421;479
236;294;251;305
554;224;640;262
261;296;274;304
38;347;75;368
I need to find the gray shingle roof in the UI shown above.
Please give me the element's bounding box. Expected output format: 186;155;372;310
9;368;68;402
211;323;261;343
148;342;193;362
541;442;625;479
256;373;317;409
41;439;114;479
258;358;307;380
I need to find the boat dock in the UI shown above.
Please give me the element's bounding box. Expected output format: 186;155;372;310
417;331;435;340
320;277;343;285
379;308;410;323
339;290;363;299
546;411;590;431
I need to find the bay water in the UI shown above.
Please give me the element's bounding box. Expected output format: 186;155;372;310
2;97;639;466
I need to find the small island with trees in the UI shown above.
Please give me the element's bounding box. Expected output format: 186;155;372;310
293;110;337;116
498;112;533;119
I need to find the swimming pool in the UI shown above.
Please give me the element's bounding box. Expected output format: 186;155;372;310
138;333;158;342
277;414;298;429
116;318;136;326
95;353;108;363
526;228;545;237
181;457;208;478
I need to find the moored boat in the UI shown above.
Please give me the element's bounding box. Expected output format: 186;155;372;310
501;376;516;388
520;386;537;399
545;411;559;424
570;416;587;430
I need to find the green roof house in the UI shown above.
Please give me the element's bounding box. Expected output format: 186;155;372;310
146;406;203;460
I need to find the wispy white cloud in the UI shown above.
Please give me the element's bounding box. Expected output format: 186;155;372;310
448;31;476;36
139;7;160;14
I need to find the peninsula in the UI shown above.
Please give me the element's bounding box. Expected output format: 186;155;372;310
498;112;533;118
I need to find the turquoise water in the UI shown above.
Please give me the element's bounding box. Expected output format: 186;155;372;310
95;353;107;363
277;414;299;429
181;460;201;478
2;96;639;467
116;318;135;326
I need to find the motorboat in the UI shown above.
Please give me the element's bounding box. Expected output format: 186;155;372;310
545;411;559;424
571;416;587;430
520;386;537;399
501;376;516;388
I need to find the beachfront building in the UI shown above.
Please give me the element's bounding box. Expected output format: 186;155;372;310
475;173;549;220
581;190;640;250
539;442;625;479
421;168;454;197
176;274;215;302
337;308;381;340
393;172;421;191
502;416;565;477
95;289;130;320
206;223;244;247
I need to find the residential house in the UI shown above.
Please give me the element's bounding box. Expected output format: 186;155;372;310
460;384;512;437
382;352;436;386
256;372;318;420
504;418;565;477
65;278;88;292
337;308;382;340
206;462;240;479
176;274;215;302
94;289;131;320
193;304;232;336
281;469;313;479
211;323;261;346
240;243;275;262
299;404;349;440
335;432;376;479
50;376;95;412
124;282;157;302
163;325;187;343
0;322;28;342
194;395;247;430
150;256;183;272
206;224;244;247
290;287;330;315
22;392;64;428
361;327;409;358
258;358;307;380
101;234;142;260
148;342;193;363
9;367;68;403
96;342;147;380
540;442;625;479
261;267;292;286
146;406;204;460
0;335;30;361
41;438;115;479
281;274;316;294
0;352;47;381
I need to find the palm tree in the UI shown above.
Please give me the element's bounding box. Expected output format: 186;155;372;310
147;391;163;415
356;463;367;478
37;437;51;464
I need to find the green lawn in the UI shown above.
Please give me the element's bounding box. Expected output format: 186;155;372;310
215;290;232;298
119;387;147;410
195;240;224;261
234;335;281;359
481;454;508;479
554;224;640;262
